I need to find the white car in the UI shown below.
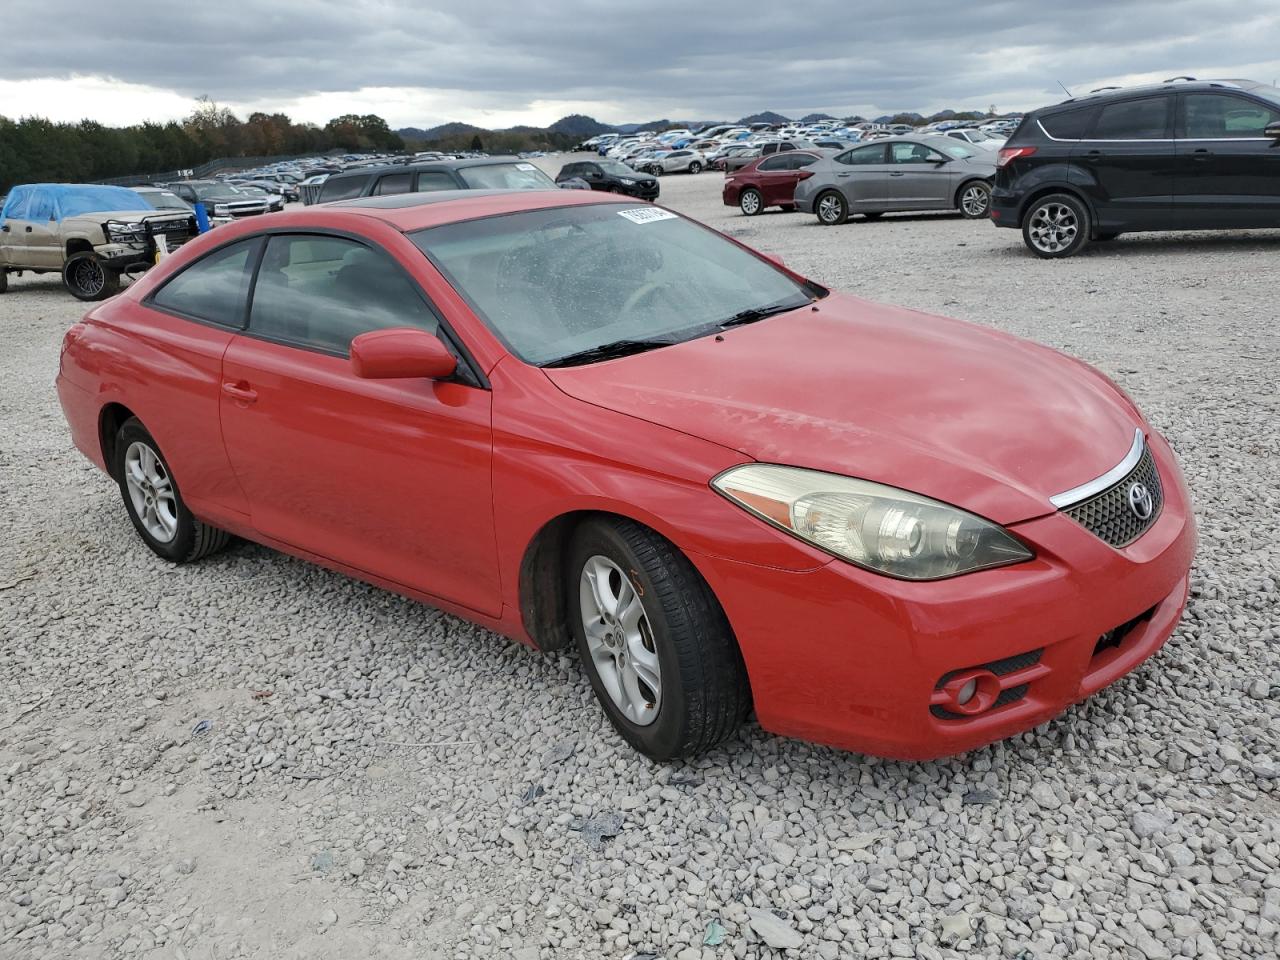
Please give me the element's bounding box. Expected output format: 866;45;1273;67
641;149;707;175
946;128;1007;148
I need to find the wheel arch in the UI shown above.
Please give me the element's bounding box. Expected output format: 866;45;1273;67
1016;183;1095;228
65;238;94;258
98;401;139;479
953;176;992;208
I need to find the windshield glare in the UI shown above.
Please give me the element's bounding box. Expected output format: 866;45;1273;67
413;204;815;365
457;163;557;190
598;161;639;176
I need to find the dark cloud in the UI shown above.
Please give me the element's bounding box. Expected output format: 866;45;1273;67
9;0;1280;123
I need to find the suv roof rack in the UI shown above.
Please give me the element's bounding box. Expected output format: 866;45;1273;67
1089;86;1121;93
1163;76;1196;82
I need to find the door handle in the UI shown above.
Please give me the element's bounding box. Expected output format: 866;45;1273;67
889;172;905;177
1192;148;1213;161
222;381;258;403
837;172;851;177
24;226;33;233
0;225;8;233
1084;150;1103;161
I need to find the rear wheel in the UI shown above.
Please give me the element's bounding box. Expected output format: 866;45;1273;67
957;180;992;219
113;418;230;563
1022;193;1091;259
739;188;763;216
63;252;120;302
568;517;751;760
0;269;7;294
688;161;702;174
815;190;848;225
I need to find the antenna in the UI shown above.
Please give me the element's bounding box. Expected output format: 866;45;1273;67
1057;80;1074;98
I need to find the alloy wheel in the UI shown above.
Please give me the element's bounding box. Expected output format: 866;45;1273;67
961;184;990;217
579;555;661;726
1027;202;1078;254
817;194;844;224
740;191;761;215
124;441;178;543
70;258;106;298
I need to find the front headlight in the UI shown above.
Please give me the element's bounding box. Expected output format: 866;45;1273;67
620;178;636;185
712;464;1033;580
104;220;145;243
213;203;230;216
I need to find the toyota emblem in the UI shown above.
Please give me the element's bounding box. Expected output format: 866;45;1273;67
1127;482;1154;520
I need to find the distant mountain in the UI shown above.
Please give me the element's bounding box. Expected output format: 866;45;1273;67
397;121;485;141
549;114;613;137
739;111;790;126
800;113;836;123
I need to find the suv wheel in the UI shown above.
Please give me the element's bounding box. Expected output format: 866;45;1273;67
64;252;121;302
958;181;992;219
0;269;7;294
1022;194;1091;258
815;190;848;226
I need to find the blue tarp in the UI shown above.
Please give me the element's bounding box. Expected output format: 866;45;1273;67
1;184;154;222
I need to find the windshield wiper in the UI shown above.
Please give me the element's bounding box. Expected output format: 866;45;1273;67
542;338;676;368
718;299;810;329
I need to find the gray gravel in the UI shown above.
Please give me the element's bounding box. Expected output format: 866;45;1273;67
2;158;1278;960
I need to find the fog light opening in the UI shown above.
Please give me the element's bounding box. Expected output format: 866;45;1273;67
939;669;1001;716
956;678;978;706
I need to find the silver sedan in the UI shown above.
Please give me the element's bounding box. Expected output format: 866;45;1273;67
793;136;997;225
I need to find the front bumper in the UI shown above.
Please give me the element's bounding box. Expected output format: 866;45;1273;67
690;430;1196;760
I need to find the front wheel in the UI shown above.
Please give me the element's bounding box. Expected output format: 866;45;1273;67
739;188;763;216
1022;193;1091;258
958;181;992;219
568;518;751;760
688;161;702;174
114;418;231;563
63;252;121;302
815;190;848;225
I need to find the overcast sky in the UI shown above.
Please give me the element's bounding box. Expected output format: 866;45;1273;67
5;1;1279;129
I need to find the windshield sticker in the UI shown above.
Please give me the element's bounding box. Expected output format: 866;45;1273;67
515;163;537;171
617;208;677;224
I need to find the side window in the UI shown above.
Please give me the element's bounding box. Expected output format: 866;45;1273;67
792;154;819;168
559;164;580;179
757;155;790;171
27;189;56;222
373;173;413;196
150;238;262;328
318;175;371;203
1183;93;1280;139
779;143;796;152
1039;107;1096;140
415;171;457;192
248;234;438;356
889;142;934;164
1092;97;1170;140
836;145;886;165
3;187;32;220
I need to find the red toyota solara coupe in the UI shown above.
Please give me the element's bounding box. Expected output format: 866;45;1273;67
56;189;1196;761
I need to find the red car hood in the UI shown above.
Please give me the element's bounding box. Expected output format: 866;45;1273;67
544;294;1142;524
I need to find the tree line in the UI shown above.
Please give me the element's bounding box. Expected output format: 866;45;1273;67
0;99;404;192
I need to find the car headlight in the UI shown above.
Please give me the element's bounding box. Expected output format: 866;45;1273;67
104;220;145;243
213;203;230;216
712;464;1033;580
620;178;636;185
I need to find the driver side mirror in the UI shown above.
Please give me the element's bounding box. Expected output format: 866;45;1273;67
350;328;457;380
1266;122;1280;140
931;155;951;164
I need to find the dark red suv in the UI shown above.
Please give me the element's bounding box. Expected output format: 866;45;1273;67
722;152;822;216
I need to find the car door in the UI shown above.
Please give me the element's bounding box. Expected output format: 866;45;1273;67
218;231;501;616
582;164;610;191
750;154;797;205
372;172;413;196
1074;95;1175;230
831;143;890;208
0;187;33;267
768;153;819;204
21;188;64;269
1174;91;1280;228
885;141;953;208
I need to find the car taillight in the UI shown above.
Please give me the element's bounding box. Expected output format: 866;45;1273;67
797;170;814;181
996;146;1037;168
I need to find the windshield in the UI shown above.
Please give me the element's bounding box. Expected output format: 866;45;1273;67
457;163;557;190
413;203;818;366
598;161;639;176
194;183;248;200
145;191;191;210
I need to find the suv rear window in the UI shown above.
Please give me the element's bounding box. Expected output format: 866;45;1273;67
319;175;372;203
1039;107;1097;140
1092;97;1170;140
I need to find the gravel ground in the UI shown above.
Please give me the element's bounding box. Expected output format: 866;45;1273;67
2;158;1278;960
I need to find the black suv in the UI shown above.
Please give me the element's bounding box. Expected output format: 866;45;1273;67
555;160;659;200
315;157;558;204
992;78;1280;257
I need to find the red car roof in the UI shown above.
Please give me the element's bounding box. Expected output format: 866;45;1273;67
327;188;635;233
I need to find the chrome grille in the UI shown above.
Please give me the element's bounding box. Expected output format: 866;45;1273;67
1063;445;1162;547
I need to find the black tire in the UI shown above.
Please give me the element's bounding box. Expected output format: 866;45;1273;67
956;180;992;219
688;161;702;174
63;252;121;302
113;417;230;563
568;517;751;760
0;269;7;294
1021;193;1091;259
739;188;764;217
862;211;884;220
815;190;848;225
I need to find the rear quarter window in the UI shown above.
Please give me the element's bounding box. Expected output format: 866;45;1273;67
1038;107;1098;140
318;175;372;203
